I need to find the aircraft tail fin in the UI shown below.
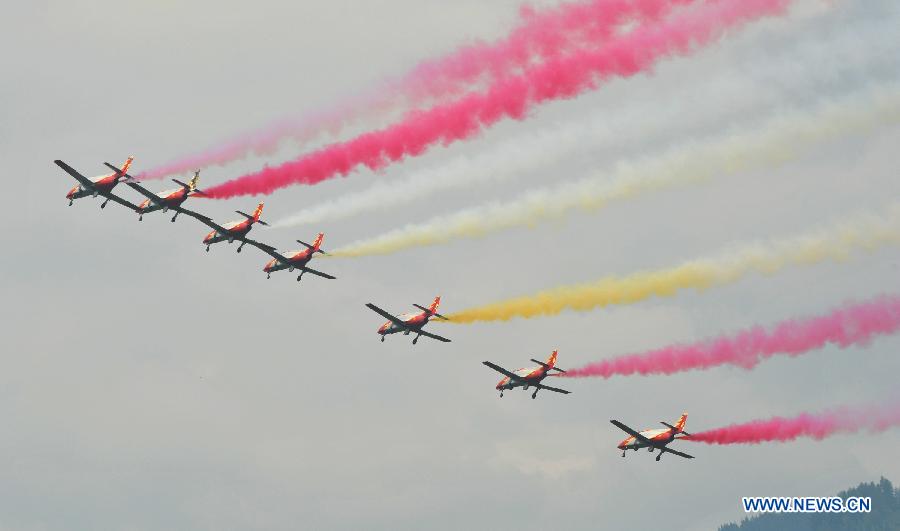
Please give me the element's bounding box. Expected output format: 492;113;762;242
546;349;558;368
676;412;687;431
661;413;690;435
413;296;448;320
530;350;566;373
237;202;268;225
107;156;135;182
297;233;329;255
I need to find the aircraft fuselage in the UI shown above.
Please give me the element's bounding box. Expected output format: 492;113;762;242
66;173;119;202
264;248;313;274
138;187;190;214
204;218;253;246
618;428;676;451
496;365;549;391
378;312;429;336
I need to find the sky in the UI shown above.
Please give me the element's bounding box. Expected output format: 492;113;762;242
3;1;900;529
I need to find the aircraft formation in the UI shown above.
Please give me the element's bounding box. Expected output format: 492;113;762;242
57;156;696;462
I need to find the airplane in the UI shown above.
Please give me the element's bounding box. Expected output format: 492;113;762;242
365;296;451;345
199;202;273;253
105;165;208;223
56;157;140;211
260;233;336;283
482;350;571;399
610;413;695;462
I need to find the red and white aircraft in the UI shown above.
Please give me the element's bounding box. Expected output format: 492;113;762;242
365;296;451;344
260;233;336;283
113;167;209;223
57;157;140;211
611;413;694;462
482;350;571;399
199;202;273;253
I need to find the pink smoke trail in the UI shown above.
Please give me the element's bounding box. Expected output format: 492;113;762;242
563;295;900;379
402;0;696;102
141;0;693;180
685;401;900;444
202;0;790;199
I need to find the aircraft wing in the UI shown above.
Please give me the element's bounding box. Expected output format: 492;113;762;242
194;216;229;234
365;303;408;328
54;160;94;188
125;181;165;206
254;245;291;263
174;206;213;224
662;447;695;459
610;420;655;445
535;382;570;394
300;266;336;280
482;361;521;381
100;191;140;212
237;237;277;255
415;328;451;343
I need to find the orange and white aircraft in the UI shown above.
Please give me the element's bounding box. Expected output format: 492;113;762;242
260;233;336;283
483;350;571;399
611;413;694;462
199;202;273;254
365;296;451;344
113;166;209;223
56;157;140;211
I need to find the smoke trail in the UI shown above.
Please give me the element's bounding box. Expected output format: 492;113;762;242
276;0;899;228
445;204;900;324
140;0;692;180
686;401;900;444
329;85;900;257
203;0;790;198
563;295;900;378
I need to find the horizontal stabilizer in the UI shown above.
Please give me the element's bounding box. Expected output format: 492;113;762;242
413;304;449;320
103;162;136;182
297;239;328;255
660;422;691;436
236;210;270;226
530;359;567;373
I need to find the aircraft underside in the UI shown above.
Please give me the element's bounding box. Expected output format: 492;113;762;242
380;325;427;344
69;187;119;208
205;232;250;252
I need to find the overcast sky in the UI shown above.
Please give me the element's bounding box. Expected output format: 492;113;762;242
3;1;900;529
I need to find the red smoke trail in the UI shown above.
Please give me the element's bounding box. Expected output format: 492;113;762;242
402;0;695;102
685;401;900;444
203;0;790;198
140;0;692;181
563;295;900;379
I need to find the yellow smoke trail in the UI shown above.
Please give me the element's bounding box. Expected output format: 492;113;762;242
446;204;900;323
330;85;900;258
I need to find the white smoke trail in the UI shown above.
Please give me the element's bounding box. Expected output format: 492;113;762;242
273;1;900;228
331;83;900;257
